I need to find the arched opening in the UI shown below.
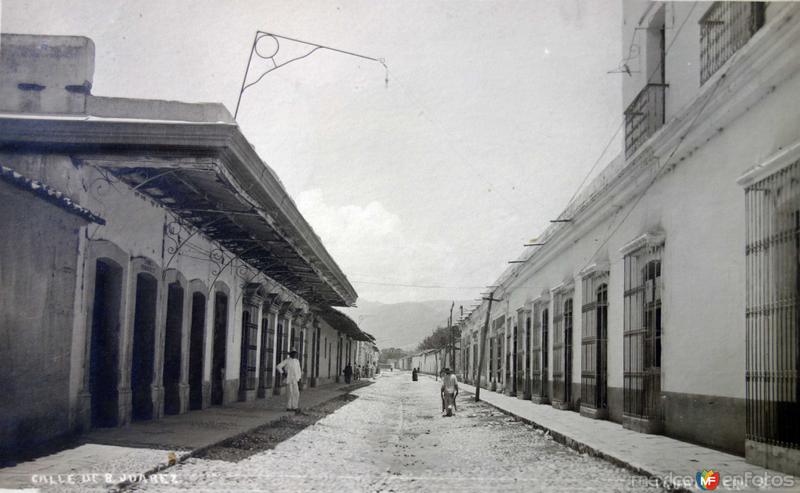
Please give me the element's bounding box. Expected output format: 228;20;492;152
239;309;258;398
273;321;284;391
89;259;123;427
258;308;273;396
564;298;574;405
188;292;206;410
524;316;531;397
596;283;609;410
163;281;184;415
541;307;549;399
211;291;228;406
643;260;662;413
300;328;306;379
131;273;158;421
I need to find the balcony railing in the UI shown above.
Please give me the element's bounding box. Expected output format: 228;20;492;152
700;2;766;85
624;83;667;158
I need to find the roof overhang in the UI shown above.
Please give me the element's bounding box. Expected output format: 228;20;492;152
318;306;373;342
0;164;105;224
0;113;357;306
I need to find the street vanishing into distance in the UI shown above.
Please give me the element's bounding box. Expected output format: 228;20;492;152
128;372;663;493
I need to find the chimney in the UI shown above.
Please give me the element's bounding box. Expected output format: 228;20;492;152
0;33;95;114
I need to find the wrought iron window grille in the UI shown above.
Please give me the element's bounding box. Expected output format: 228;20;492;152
625;83;668;158
700;2;767;85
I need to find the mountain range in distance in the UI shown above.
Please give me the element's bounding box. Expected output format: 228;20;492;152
337;299;472;351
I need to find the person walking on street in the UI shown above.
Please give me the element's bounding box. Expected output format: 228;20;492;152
441;367;459;417
343;363;353;384
276;349;302;412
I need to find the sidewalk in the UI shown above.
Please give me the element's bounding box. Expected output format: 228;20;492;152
0;380;370;491
453;377;799;492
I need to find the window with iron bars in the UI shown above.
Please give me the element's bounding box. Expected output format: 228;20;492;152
700;2;766;85
240;310;258;391
623;242;663;420
525;313;531;395
531;302;543;398
744;159;800;451
260;312;273;388
581;271;609;412
552;289;574;406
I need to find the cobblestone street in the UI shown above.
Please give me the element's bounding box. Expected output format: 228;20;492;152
125;372;662;492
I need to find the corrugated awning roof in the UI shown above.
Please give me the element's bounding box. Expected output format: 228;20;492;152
0;114;357;307
318;306;373;342
0;165;104;224
96;159;346;306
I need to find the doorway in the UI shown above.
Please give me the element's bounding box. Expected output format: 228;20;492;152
211;291;228;406
542;307;549;399
274;322;284;389
188;292;205;410
131;273;158;421
89;259;122;427
163;281;184;415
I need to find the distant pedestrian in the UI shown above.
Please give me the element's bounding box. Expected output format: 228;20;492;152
343;363;353;384
441;367;459;417
276;349;302;412
412;368;418;381
355;365;361;381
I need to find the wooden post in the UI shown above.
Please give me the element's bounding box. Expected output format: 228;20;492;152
475;293;499;402
449;301;455;369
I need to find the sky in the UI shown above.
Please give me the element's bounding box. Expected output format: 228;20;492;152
2;0;623;304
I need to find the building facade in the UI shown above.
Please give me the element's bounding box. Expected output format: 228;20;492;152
0;33;373;459
460;1;800;477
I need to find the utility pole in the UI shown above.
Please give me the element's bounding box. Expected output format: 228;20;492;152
475;292;501;402
448;301;455;370
450;302;464;373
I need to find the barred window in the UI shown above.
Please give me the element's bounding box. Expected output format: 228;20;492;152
700;2;766;84
623;237;664;420
581;269;609;411
261;313;274;388
553;288;575;406
541;307;549;399
531;301;544;398
744;159;800;450
240;310;258;391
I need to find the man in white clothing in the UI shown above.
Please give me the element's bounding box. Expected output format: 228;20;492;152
276;349;302;412
441;367;459;416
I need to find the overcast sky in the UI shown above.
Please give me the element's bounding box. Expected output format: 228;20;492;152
2;0;623;304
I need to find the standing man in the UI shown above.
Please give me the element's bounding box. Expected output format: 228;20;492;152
277;349;302;412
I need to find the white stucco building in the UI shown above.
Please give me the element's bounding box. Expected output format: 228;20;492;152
461;1;800;477
0;33;372;459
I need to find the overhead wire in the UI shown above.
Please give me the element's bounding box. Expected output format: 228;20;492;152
490;1;701;294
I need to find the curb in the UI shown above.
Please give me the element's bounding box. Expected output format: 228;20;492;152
416;374;689;492
461;387;689;493
112;381;372;492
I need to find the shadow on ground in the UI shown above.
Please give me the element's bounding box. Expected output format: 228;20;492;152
193;393;361;463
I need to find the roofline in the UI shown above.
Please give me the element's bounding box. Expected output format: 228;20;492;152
0;113;357;305
0;164;105;224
